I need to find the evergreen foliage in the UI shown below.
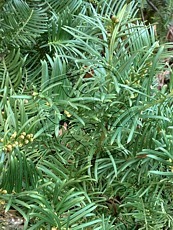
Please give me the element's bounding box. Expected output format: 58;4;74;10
0;0;173;229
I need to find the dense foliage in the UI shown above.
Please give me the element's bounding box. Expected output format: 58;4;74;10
0;0;173;229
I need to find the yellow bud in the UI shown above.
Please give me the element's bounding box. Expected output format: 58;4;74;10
0;200;5;205
125;80;130;84
111;15;119;23
24;99;28;104
46;102;50;106
20;135;25;139
25;140;29;144
32;92;38;96
64;110;71;118
7;145;13;152
11;131;17;139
